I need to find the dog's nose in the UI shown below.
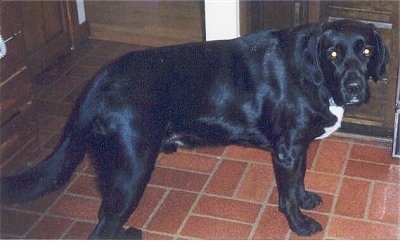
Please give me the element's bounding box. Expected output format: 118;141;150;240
346;80;362;94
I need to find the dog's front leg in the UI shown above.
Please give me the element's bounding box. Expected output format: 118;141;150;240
272;140;322;236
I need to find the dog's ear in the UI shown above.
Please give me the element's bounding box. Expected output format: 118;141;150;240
303;24;327;85
368;27;390;82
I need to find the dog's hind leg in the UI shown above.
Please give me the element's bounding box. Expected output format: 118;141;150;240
88;129;162;239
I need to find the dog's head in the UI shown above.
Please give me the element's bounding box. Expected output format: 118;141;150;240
316;20;390;106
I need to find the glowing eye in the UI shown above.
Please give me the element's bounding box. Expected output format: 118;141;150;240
363;48;371;57
329;51;338;59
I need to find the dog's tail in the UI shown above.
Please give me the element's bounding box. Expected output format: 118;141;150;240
1;117;89;203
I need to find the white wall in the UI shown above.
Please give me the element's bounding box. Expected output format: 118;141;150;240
204;0;240;41
76;0;86;24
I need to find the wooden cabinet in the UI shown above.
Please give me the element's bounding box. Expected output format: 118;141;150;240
21;1;73;77
0;1;85;166
0;1;37;166
85;1;204;46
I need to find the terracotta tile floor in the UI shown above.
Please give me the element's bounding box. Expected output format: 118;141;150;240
1;40;399;239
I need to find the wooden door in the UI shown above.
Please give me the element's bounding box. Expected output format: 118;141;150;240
21;1;77;77
308;1;400;138
85;1;204;47
240;1;308;34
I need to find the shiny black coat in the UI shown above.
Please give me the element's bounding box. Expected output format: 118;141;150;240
1;20;389;239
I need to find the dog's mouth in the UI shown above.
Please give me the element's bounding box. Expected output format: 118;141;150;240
346;96;362;105
342;90;368;106
341;76;370;106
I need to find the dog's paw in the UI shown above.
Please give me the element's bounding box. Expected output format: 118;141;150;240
289;215;323;236
300;191;322;210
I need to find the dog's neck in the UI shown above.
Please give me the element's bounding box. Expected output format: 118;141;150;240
315;98;344;140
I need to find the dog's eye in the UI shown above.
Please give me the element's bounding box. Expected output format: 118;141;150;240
328;50;338;60
362;47;372;57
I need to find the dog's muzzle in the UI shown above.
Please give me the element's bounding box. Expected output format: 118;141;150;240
342;73;369;105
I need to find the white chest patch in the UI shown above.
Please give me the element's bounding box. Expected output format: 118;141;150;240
316;99;344;140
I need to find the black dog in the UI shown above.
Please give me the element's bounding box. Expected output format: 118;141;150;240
1;20;389;239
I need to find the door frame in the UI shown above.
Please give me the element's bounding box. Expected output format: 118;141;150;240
393;51;400;158
63;0;88;50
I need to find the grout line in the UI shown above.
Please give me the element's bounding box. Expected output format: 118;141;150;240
188;213;255;226
323;138;353;239
152;164;212;176
59;220;78;239
248;179;277;239
141;189;170;230
233;162;251;198
0;137;37;170
363;181;375;220
325;213;399;227
310;140;324;171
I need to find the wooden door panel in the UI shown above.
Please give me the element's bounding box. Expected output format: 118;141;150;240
43;1;65;41
85;1;203;47
320;1;392;21
21;1;71;76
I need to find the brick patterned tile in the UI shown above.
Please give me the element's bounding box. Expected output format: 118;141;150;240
181;216;252;239
205;160;247;197
304;171;340;194
127;186;166;228
143;231;174;239
368;183;400;224
49;194;100;221
26;216;72;239
194;146;226;157
149;167;208;192
268;186;279;205
36;113;67;133
328;216;398;239
34;99;74;117
306;141;321;169
193;195;261;223
314;139;349;174
335;177;370;218
82;159;97;175
67;175;100;198
146;190;196;234
345;160;400;183
157;152;218;173
252;206;290;239
39;75;83;101
235;164;275;203
14;190;62;213
0;209;40;237
224;145;273;163
350;144;398;164
63;221;95;239
65;65;99;79
77;56;110;68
